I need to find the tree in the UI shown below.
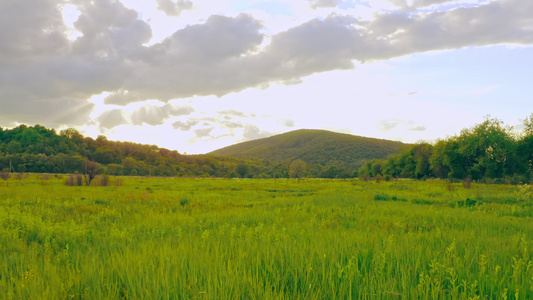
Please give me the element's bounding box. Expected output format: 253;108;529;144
85;160;100;186
412;143;433;179
518;114;533;180
456;116;515;179
289;159;307;181
122;157;138;175
235;163;249;178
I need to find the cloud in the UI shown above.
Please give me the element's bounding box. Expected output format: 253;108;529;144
377;119;403;131
218;109;247;118
97;109;128;129
221;121;244;129
0;0;147;126
408;125;427;131
156;0;193;17
172;120;200;131
1;0;533;127
242;124;273;140
280;119;295;127
309;0;339;9
386;0;460;9
131;104;194;126
194;127;214;138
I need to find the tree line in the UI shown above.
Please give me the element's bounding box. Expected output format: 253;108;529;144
2;115;530;182
0;125;334;179
358;115;533;184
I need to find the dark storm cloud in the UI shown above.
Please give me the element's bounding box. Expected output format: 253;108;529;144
2;0;532;127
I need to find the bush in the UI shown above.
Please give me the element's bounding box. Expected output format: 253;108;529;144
65;174;84;186
462;177;472;189
0;169;11;185
98;175;110;187
76;174;83;186
446;181;456;191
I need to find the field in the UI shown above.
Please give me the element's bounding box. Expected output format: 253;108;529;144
1;176;533;299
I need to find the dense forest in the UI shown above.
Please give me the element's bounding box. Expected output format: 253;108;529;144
1;115;531;183
0;125;355;179
210;129;405;170
358;115;533;184
0;125;268;178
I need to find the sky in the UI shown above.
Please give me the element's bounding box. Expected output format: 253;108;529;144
1;0;532;154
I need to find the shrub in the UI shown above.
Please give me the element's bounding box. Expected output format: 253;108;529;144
446;181;456;191
462;176;472;189
65;174;84;186
76;174;83;186
374;193;390;201
65;175;75;186
98;175;110;187
375;174;383;183
0;169;11;185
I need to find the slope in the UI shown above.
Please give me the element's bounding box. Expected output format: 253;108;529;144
209;129;407;169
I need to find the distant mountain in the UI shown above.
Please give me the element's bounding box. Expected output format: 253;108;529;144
209;129;407;169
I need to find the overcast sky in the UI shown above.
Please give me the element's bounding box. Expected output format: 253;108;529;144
1;0;532;154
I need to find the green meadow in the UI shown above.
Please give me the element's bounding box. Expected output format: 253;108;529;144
1;176;533;299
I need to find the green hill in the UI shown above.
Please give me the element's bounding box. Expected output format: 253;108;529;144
209;129;407;169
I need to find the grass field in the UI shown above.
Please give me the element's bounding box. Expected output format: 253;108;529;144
1;176;533;299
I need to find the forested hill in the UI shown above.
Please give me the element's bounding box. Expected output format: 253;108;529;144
0;125;251;177
0;125;405;178
209;129;407;170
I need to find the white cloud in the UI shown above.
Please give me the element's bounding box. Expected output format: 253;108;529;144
156;0;193;17
309;0;339;9
172;120;200;131
98;109;128;129
377;119;404;131
131;104;194;126
194;127;214;138
280;119;295;127
242;124;273;140
408;125;427;131
1;0;532;140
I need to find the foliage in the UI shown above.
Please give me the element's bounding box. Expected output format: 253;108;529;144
289;159;307;180
0;168;10;186
210;129;406;172
0;125;285;178
359;115;533;183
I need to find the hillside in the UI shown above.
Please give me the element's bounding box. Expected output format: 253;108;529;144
210;129;407;169
0;124;263;177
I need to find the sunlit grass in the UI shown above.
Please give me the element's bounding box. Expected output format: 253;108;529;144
1;176;533;299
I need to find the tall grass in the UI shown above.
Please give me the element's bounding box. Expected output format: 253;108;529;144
1;177;532;298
